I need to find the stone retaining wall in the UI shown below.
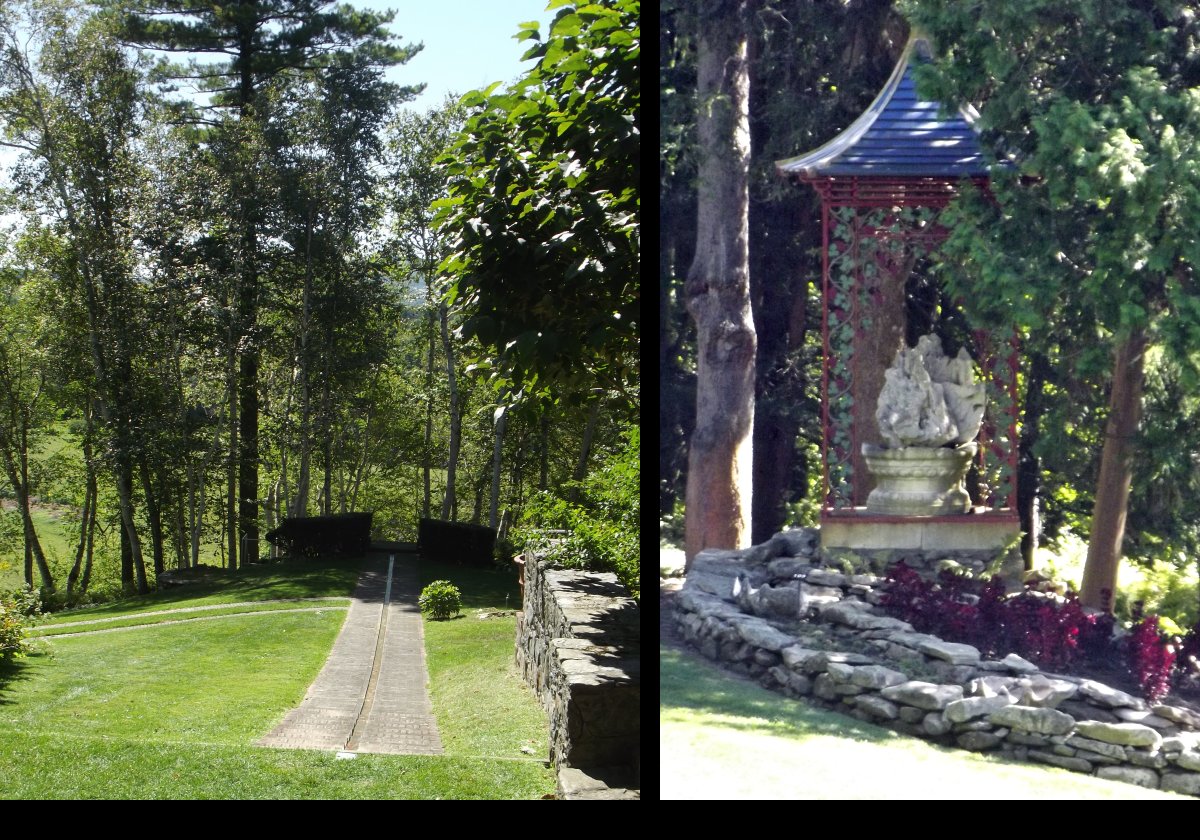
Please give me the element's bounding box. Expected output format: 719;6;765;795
675;529;1200;796
515;555;640;792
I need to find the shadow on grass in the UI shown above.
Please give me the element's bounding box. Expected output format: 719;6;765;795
42;555;366;619
661;646;903;745
418;558;521;610
0;652;44;706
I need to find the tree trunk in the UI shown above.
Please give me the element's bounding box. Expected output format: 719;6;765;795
3;444;52;591
140;463;166;580
1080;327;1148;611
423;288;435;520
489;403;508;531
683;0;756;567
539;415;549;491
439;304;460;521
1018;351;1051;571
293;209;314;518
226;340;239;571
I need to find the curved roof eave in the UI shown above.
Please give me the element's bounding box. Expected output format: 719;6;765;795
775;37;992;181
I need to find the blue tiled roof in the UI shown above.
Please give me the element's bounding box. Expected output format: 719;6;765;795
776;39;991;179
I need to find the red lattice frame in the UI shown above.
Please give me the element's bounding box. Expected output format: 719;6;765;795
808;175;1020;518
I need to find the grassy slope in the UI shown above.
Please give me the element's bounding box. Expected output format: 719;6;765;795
662;646;1187;800
0;554;554;799
419;558;550;760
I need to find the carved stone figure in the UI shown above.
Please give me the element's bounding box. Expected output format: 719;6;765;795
876;334;986;449
863;334;986;516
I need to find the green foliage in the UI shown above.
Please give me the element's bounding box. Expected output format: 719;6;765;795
418;580;462;620
516;424;639;599
435;0;639;409
0;586;40;660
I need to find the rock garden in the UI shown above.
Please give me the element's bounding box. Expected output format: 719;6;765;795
673;527;1200;796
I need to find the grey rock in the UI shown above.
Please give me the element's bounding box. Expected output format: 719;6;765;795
987;705;1075;736
817;601;889;630
825;662;855;683
886;630;944;650
833;682;864;696
767;557;812;579
1028;749;1093;773
766;665;790;687
1006;731;1051;747
957;731;1002;751
926;662;980;685
813;673;839;701
1078;679;1146;710
731;616;795;652
1128;750;1168;769
793;650;873;674
1160;772;1200;796
1162;734;1200;753
880;681;964;711
1000;653;1040;674
1064;735;1128;760
898;706;927;724
784;672;813;696
753;650;780;667
853;694;899;720
1073;721;1163;749
1096;766;1159;789
1074;749;1125;766
1153;703;1200;729
1113;707;1176;730
805;568;847;588
945;694;1017;724
1175;750;1200;772
798;583;843;609
923;712;952;736
1051;743;1076;757
1018;674;1078;708
968;675;1024;698
780;645;821;672
849;573;881;586
917;639;982;665
1057;699;1120;723
733;574;801;620
677;588;744;620
849;664;909;689
768;529;818;558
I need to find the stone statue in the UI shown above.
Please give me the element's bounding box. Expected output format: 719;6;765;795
876;334;986;449
863;334;986;515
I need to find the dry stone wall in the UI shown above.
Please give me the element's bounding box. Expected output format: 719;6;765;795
516;555;640;793
674;529;1200;796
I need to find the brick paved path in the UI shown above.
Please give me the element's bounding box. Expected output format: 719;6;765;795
257;551;443;755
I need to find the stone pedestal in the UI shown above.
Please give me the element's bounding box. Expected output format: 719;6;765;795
863;442;976;516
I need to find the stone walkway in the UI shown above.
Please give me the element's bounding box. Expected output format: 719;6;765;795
257;551;443;756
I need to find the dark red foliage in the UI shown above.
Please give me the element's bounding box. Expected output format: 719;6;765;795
1127;616;1176;704
878;563;1184;702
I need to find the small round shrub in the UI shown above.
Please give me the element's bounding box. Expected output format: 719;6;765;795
418;580;462;620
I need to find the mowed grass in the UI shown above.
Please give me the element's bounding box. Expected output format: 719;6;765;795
34;555;363;625
418;558;551;762
0;553;555;799
661;646;1187;800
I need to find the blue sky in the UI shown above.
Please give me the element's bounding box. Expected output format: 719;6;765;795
348;1;561;113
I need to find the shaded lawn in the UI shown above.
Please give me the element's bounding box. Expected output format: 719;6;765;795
418;557;549;764
661;646;1187;800
35;555;365;625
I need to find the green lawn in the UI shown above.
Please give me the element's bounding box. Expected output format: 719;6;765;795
418;558;549;760
0;554;554;799
662;645;1187;800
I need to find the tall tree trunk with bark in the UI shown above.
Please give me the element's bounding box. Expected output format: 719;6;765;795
684;0;756;567
439;304;461;521
1080;327;1148;611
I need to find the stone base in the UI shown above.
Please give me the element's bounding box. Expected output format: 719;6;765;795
821;510;1019;551
820;511;1023;583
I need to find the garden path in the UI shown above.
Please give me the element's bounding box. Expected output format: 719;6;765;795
256;549;444;756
